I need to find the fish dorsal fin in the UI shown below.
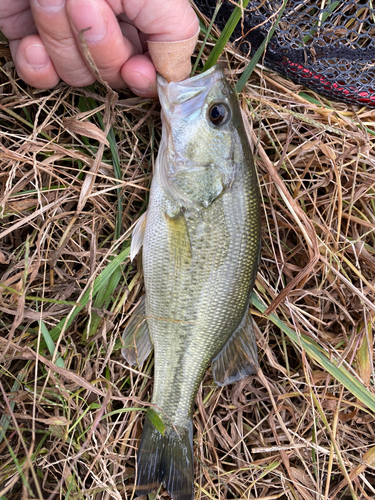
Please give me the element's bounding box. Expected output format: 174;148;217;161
212;308;259;386
164;211;192;270
121;295;153;366
130;211;147;261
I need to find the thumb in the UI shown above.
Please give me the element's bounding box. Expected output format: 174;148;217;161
120;0;199;90
148;29;199;82
122;0;199;42
125;0;199;81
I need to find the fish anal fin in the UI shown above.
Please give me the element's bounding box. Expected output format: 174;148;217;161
121;295;153;366
164;211;192;270
130;211;147;261
136;416;194;500
212;309;259;387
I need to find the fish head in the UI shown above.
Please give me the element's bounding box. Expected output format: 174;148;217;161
157;65;243;208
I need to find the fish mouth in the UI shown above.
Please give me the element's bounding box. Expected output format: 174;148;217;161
157;64;226;107
157;63;225;87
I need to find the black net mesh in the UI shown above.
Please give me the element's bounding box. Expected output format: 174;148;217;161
194;0;375;107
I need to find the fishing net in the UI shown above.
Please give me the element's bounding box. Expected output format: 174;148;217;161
194;0;375;107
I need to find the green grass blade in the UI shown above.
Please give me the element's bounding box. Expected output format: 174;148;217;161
93;263;123;309
236;0;288;93
202;0;250;72
79;96;123;240
37;246;130;350
192;0;223;76
86;254;123;337
251;293;375;414
39;320;65;368
147;408;166;436
0;284;80;306
0;428;33;496
0;367;29;444
303;1;341;44
0;105;53;141
106;127;123;240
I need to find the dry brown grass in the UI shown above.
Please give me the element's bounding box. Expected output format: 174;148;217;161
1;9;375;500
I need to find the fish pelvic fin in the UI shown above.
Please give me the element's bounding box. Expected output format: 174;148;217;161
136;416;194;500
121;295;153;366
212;308;259;386
130;210;147;261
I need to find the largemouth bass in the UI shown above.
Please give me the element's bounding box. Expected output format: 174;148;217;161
122;65;261;500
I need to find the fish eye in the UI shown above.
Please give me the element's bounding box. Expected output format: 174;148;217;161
208;103;230;126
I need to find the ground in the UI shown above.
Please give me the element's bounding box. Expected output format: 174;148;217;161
1;5;375;500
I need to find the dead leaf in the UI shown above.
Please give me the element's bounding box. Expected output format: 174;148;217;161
363;446;375;466
6;192;57;213
319;143;337;161
63;117;109;147
301;139;319;152
0;250;8;264
356;322;373;387
290;467;315;489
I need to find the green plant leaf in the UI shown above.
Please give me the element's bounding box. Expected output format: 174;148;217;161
37;246;130;350
236;0;288;93
251;293;375;414
202;0;250;72
39;320;65;368
147;408;166;436
192;0;223;76
0;365;30;444
303;1;341;44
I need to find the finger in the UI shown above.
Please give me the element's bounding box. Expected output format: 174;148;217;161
121;53;157;97
118;21;143;54
30;0;95;87
0;0;30;19
111;0;199;91
117;0;199;42
0;4;37;40
66;0;140;89
10;35;60;88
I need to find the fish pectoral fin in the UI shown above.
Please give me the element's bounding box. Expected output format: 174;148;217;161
130;210;147;261
121;295;153;366
212;308;259;387
165;211;192;270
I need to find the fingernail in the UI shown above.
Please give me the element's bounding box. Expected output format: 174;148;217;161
69;0;106;43
24;44;49;69
128;73;157;94
37;0;66;13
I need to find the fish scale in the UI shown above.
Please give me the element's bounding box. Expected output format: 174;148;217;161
122;65;261;500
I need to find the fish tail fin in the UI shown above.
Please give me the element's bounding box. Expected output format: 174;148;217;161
136;416;194;500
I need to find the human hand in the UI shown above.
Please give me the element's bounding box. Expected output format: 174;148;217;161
0;0;199;96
